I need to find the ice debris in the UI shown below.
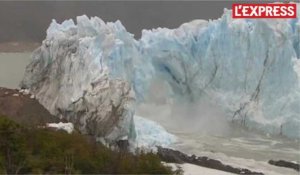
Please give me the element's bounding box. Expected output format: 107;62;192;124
133;115;176;151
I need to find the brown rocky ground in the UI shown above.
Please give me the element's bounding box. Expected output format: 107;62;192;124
0;87;61;127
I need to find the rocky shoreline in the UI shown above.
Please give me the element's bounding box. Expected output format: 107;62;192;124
157;146;264;174
157;146;300;174
157;146;265;174
268;160;300;172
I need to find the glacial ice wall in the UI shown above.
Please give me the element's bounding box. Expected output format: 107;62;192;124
20;16;143;142
21;3;300;141
140;8;300;138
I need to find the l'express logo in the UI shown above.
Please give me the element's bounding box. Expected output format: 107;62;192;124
232;4;297;18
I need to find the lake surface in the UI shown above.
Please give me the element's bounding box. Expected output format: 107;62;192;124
0;53;31;88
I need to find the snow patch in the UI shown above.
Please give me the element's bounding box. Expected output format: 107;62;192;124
47;122;74;134
12;93;19;97
19;89;30;95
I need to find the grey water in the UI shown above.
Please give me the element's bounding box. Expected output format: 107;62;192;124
137;102;300;174
0;53;31;89
137;102;300;161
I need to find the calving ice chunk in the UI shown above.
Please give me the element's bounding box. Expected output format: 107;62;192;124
133;115;176;150
21;3;300;147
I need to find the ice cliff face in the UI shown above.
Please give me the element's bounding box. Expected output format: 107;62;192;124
140;9;300;138
22;3;300;141
20;16;141;142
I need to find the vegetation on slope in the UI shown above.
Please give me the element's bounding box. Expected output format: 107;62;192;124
0;116;173;174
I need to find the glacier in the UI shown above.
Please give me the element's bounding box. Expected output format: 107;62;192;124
20;16;141;143
21;3;300;145
139;10;300;138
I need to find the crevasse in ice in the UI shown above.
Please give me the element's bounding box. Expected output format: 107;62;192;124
22;3;300;142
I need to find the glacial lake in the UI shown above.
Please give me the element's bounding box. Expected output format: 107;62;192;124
0;52;31;89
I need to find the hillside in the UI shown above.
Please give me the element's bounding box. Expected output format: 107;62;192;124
0;87;60;127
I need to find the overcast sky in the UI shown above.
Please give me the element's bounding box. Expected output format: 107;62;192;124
0;0;293;42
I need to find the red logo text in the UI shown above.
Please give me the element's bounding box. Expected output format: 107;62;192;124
232;4;297;18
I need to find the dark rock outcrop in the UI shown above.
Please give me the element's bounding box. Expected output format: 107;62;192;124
268;160;300;172
157;146;264;175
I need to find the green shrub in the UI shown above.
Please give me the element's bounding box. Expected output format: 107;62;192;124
0;116;173;174
0;116;27;174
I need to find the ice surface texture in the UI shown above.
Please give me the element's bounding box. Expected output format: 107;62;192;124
20;16;140;143
21;3;300;141
139;6;300;138
134;115;176;150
